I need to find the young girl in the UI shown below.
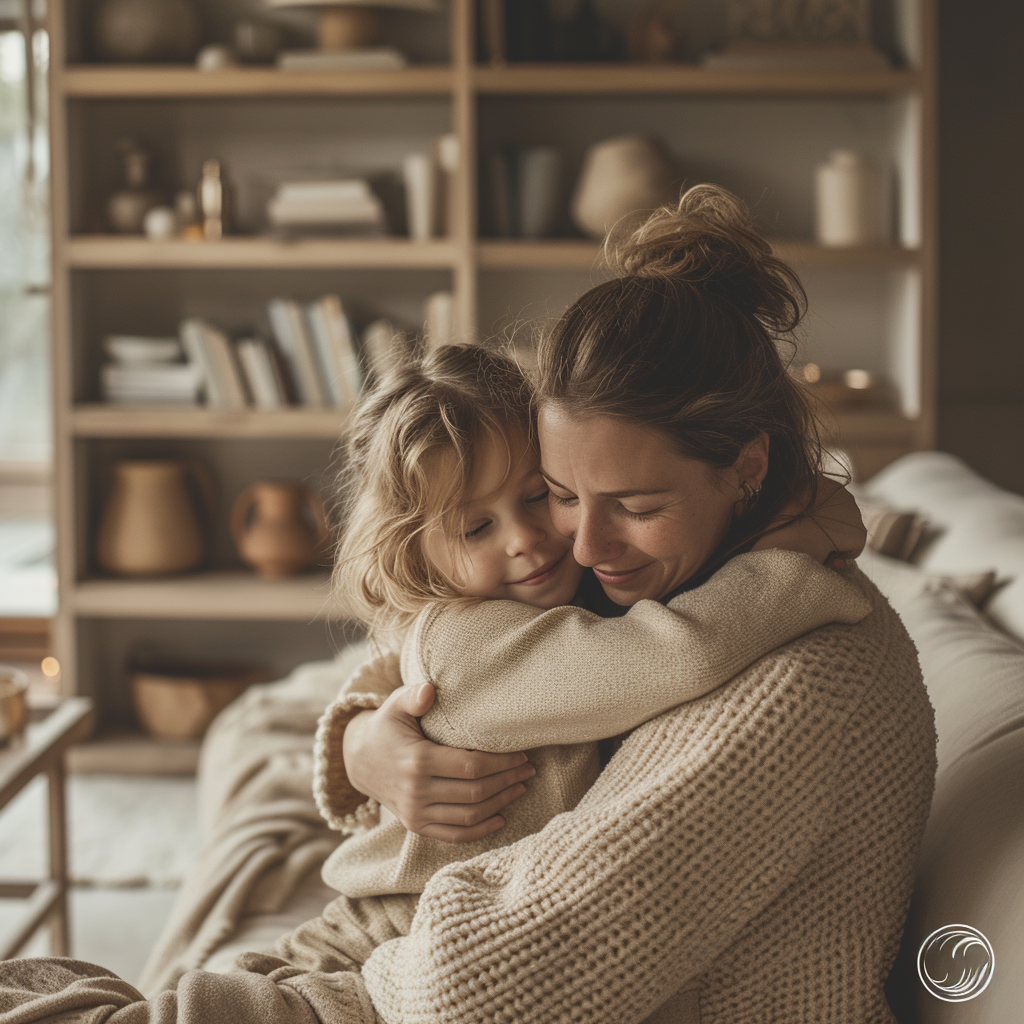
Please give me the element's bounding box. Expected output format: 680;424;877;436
301;342;869;926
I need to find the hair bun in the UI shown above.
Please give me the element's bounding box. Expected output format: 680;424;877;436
606;183;806;335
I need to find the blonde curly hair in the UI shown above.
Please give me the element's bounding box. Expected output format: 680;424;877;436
333;344;534;640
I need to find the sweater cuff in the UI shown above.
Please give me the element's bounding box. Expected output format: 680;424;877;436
313;692;386;833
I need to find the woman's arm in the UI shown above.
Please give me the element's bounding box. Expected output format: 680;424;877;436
408;550;870;752
359;645;853;1024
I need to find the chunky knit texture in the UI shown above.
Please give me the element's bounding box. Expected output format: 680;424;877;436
315;551;872;905
0;564;935;1024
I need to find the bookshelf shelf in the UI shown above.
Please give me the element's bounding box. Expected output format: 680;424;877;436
474;64;921;97
476;240;920;271
65;236;460;270
72;405;347;439
73;571;341;620
59;65;455;98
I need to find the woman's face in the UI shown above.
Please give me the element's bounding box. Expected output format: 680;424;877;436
538;406;766;606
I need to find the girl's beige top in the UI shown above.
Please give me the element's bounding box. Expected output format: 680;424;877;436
313;551;873;899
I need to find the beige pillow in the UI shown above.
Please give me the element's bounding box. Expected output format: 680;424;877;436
858;548;998;611
849;486;929;561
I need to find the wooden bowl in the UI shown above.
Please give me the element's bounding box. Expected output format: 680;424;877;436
130;664;268;741
0;666;29;744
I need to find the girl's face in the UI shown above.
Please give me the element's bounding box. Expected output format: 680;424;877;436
538;406;767;606
421;427;585;609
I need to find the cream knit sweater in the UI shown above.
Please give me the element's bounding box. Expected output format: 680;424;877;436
0;560;937;1024
313;551;872;900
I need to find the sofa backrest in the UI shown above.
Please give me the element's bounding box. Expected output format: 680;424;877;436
860;453;1024;1024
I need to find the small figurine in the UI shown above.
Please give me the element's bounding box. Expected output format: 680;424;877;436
198;159;227;239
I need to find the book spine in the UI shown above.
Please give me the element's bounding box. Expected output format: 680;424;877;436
304;302;345;408
268;298;327;408
203;324;250;410
319;295;362;406
236;339;285;410
179;318;221;408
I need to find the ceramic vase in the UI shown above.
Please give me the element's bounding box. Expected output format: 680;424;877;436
814;150;890;246
96;459;214;576
571;135;678;238
231;481;328;579
107;144;162;234
93;0;201;63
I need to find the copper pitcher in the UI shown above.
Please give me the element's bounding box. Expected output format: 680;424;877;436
231;481;328;579
96;459;215;576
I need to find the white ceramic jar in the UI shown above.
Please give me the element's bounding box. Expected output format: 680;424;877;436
814;150;891;247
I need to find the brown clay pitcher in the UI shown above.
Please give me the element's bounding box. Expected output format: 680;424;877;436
231;481;328;578
96;459;215;576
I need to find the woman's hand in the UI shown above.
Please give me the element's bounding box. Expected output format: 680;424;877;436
752;477;867;568
342;683;537;843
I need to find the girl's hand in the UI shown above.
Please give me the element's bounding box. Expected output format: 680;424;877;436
751;478;867;569
342;683;536;843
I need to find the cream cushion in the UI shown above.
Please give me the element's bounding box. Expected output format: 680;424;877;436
882;583;1024;1024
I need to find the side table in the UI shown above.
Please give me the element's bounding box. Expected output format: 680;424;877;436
0;697;94;959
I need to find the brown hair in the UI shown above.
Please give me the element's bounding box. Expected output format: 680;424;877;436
333;344;533;639
535;183;822;552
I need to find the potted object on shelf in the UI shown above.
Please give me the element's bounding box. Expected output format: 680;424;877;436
571;135;679;238
815;150;891;247
107;141;163;234
96;459;215;576
268;0;441;70
231;481;329;579
131;662;270;741
93;0;201;62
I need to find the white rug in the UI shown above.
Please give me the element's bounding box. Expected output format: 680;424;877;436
0;774;201;888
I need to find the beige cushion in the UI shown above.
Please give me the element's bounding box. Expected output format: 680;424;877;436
851;487;929;561
858;548;998;610
886;585;1024;1024
862;452;1024;641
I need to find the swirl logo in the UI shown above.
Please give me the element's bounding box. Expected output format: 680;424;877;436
917;924;995;1002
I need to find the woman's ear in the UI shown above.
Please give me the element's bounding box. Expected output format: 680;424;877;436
734;433;770;492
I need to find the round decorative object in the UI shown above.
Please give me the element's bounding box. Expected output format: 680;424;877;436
571;135;679;238
93;0;201;63
143;205;176;239
195;44;238;71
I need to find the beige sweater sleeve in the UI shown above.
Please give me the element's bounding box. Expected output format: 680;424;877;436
405;549;871;752
312;652;403;832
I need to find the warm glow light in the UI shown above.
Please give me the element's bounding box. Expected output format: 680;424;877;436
802;362;821;383
41;657;60;677
844;369;873;390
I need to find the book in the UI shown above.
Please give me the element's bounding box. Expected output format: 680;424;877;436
424;291;455;352
305;296;362;409
236;338;286;410
276;48;408;71
362;318;411;380
179;318;248;410
268;298;328;408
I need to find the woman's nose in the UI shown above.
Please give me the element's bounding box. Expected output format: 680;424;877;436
572;508;618;567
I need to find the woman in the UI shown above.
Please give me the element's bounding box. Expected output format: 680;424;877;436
0;187;936;1023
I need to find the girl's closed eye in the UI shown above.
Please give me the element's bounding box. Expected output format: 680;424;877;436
465;520;492;540
525;489;549;504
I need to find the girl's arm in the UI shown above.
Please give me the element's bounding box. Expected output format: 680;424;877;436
409;549;869;753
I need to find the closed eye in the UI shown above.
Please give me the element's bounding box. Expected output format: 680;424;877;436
465;520;491;539
525;489;549;504
549;493;577;506
623;506;662;521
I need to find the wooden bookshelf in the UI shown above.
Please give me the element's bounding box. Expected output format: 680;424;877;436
48;0;938;764
474;63;920;97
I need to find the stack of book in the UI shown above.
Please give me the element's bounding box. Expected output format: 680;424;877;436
100;336;203;405
266;181;386;234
